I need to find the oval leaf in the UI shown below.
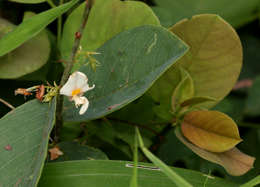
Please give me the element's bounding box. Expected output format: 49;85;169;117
0;98;56;186
38;160;238;186
170;14;242;108
0;0;78;56
63;25;188;122
175;127;255;176
149;14;242;114
61;0;160;70
0;17;50;79
181;110;242;152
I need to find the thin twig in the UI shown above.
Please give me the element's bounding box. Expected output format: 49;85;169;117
55;0;94;142
0;98;15;110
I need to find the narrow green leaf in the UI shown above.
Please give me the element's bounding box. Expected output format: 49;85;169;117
38;160;238;187
63;25;188;122
136;128;193;187
240;175;260;187
0;98;56;187
0;16;50;79
0;0;78;56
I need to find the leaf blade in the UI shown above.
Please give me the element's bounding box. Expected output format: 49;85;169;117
0;0;78;56
63;25;189;122
0;98;56;186
175;127;255;176
181;110;242;152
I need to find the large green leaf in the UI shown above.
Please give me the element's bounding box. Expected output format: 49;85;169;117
0;98;56;187
61;0;160;70
38;160;238;187
8;0;46;3
63;25;188;122
0;17;50;79
152;0;260;28
149;14;242;115
0;0;78;57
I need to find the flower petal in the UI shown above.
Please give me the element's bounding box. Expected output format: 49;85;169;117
74;71;89;89
82;84;95;93
73;95;86;107
60;72;79;96
79;97;89;115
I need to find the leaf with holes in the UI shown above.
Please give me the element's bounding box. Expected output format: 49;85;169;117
63;25;188;122
181;110;242;152
0;98;56;187
175;127;255;176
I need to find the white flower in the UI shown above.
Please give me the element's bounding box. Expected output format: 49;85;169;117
60;71;94;115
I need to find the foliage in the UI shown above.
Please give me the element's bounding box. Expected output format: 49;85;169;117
0;0;260;187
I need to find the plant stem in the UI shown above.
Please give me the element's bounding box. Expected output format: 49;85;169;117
46;0;56;8
55;0;93;142
57;0;64;47
0;98;15;110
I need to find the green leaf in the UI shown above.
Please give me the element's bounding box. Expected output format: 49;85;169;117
61;0;160;70
149;14;242;112
63;25;188;122
38;160;238;187
0;98;56;187
0;0;78;57
53;141;108;161
171;67;194;112
245;76;260;116
240;175;260;187
152;0;260;28
175;127;255;176
181;110;242;152
136;128;192;187
0;16;50;79
8;0;46;4
180;96;217;108
170;14;242;107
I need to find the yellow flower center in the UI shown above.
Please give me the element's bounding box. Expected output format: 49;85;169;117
71;88;81;96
